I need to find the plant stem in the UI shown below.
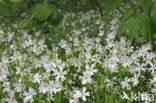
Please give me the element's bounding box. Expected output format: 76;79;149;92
0;83;2;102
48;93;51;103
145;0;152;48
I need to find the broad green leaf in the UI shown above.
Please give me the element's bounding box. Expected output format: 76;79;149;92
100;0;123;13
151;4;156;20
122;8;134;21
118;18;143;38
31;3;57;21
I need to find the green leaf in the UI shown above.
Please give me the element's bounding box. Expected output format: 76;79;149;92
122;8;134;21
38;100;47;103
151;4;156;20
81;0;96;8
100;0;123;13
18;19;31;28
31;3;57;21
0;1;26;15
118;17;143;38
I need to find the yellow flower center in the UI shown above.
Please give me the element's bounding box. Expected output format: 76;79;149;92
84;76;88;80
51;85;54;89
60;72;63;76
43;84;47;88
143;95;147;98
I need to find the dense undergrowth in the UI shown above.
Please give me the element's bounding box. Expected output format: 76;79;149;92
0;0;156;103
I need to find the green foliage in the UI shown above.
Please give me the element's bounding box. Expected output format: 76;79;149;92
10;0;21;2
151;4;156;20
122;8;134;21
81;0;97;8
0;1;27;15
118;18;143;38
0;0;156;102
31;3;57;21
99;0;123;13
116;0;156;50
0;0;155;50
18;19;31;28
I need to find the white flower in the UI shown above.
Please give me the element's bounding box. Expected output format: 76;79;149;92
79;72;92;84
38;40;46;51
80;87;90;101
3;97;17;103
39;82;49;94
23;88;36;103
33;73;42;83
14;82;25;92
85;64;97;75
73;37;80;47
95;37;101;43
1;56;9;64
104;79;114;89
95;19;100;25
3;90;17;103
41;56;49;65
0;69;8;82
43;60;52;71
49;80;60;94
65;47;72;55
107;57;118;72
91;54;101;63
129;65;139;74
73;91;81;99
59;40;67;48
106;41;114;49
85;52;92;63
98;30;104;36
34;59;42;68
141;93;148;102
138;48;147;57
54;65;67;81
131;53;138;60
2;82;10;92
149;63;156;73
73;87;90;101
121;57;131;67
136;62;146;72
144;53;153;65
122;91;130;100
23;39;33;47
49;94;55;101
142;44;151;51
121;77;131;90
42;73;50;79
151;88;156;93
69;98;79;103
31;44;41;55
130;74;139;86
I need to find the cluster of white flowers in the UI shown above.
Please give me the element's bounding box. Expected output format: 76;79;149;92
0;7;155;103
